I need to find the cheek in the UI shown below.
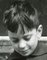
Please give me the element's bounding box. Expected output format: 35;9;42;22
27;35;38;47
11;42;18;49
13;44;19;51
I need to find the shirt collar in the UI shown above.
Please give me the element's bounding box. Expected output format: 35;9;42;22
32;41;47;56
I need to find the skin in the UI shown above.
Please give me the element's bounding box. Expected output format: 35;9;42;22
8;25;42;56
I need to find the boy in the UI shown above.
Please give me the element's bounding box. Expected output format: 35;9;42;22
3;0;47;60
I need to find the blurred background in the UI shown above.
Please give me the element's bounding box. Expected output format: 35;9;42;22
0;0;47;36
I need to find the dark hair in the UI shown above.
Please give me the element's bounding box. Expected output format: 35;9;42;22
3;0;39;33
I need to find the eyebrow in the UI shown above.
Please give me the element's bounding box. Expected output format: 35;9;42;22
10;37;18;40
10;33;32;39
10;35;30;39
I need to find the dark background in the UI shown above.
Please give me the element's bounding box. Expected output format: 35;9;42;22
0;0;47;36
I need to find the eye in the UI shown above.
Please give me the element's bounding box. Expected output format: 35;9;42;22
11;38;19;43
23;35;31;41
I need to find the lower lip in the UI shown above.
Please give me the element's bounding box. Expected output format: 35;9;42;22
20;50;28;54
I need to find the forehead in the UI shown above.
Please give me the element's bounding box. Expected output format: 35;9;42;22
8;24;28;37
8;25;36;38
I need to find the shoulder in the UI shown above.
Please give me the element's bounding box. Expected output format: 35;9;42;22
31;41;47;60
32;41;47;55
26;41;47;60
6;50;24;60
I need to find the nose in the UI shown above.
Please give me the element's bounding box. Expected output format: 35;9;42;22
18;39;26;49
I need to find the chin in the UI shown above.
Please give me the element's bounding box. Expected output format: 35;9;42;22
19;52;33;57
20;54;29;56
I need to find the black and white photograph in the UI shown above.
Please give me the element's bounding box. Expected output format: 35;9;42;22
0;0;47;60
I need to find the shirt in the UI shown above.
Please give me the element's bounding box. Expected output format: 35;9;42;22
7;41;47;60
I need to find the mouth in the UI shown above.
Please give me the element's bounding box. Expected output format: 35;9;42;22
19;50;28;54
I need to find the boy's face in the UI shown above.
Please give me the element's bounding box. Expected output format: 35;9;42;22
8;25;42;56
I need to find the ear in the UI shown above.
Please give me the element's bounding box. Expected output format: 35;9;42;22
37;25;43;38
